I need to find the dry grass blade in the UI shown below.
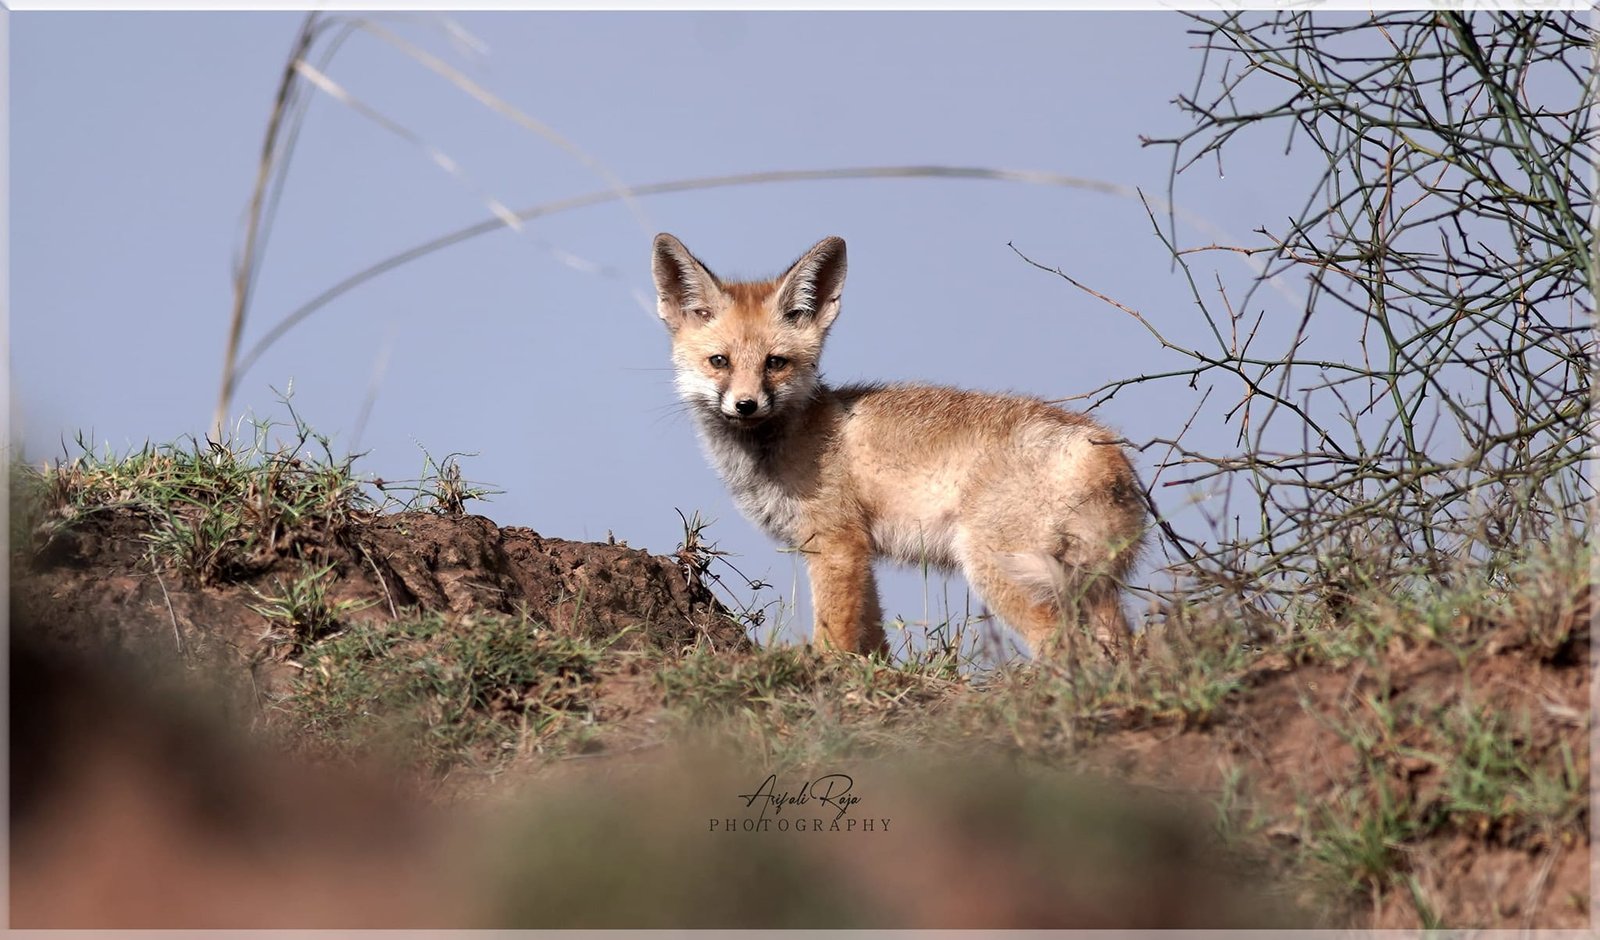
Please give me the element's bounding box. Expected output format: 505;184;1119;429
231;163;1260;384
292;59;523;233
214;13;320;441
352;17;652;235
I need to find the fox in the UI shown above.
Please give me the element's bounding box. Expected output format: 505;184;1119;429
652;232;1147;658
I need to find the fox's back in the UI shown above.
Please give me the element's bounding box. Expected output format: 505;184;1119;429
826;384;1142;569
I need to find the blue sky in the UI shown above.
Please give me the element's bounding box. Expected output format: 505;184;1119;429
12;12;1330;652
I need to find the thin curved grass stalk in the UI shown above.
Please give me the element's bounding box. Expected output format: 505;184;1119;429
228;163;1270;390
215;13;321;441
350;17;652;233
291;59;524;231
214;12;650;434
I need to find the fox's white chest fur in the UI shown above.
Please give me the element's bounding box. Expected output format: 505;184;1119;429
693;419;807;543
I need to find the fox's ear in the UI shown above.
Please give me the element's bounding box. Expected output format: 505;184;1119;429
775;236;847;331
652;233;721;333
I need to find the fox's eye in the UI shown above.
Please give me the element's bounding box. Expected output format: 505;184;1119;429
708;354;729;369
765;355;790;370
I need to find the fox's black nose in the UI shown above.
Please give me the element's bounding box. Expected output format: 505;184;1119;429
734;399;758;417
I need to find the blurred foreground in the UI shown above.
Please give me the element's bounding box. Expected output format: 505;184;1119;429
11;626;1298;928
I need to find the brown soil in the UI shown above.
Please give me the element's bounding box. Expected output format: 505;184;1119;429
9;506;1592;928
14;507;744;700
10;506;742;926
1067;609;1591;927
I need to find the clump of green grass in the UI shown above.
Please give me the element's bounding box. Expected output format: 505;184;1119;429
1293;686;1428;899
248;561;375;652
940;666;1078;764
1289;672;1587;921
938;613;1257;763
1212;764;1269;848
284;610;608;774
19;403;371;584
1303;773;1421;897
656;643;825;719
1433;700;1587;846
1114;612;1255;728
1277;531;1590;669
372;446;502;516
796;600;1263;772
15;398;506;584
654;641;960;769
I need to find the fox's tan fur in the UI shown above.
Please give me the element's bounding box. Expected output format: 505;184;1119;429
653;233;1147;657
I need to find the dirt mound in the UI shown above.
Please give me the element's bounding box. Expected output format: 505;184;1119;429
10;490;1589;929
1066;598;1590;928
14;507;743;698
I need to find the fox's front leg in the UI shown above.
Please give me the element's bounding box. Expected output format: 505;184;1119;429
803;529;887;655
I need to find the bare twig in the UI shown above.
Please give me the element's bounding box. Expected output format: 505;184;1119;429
1085;11;1595;598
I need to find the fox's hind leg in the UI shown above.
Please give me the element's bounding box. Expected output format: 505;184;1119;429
957;543;1131;662
1074;574;1134;661
959;556;1072;659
